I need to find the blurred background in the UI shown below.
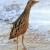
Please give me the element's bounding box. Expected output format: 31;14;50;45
0;0;50;50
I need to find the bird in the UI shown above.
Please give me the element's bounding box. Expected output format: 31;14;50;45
9;0;38;50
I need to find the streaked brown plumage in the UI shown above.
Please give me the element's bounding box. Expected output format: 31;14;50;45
9;0;38;50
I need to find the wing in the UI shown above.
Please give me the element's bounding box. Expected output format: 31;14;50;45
9;14;28;39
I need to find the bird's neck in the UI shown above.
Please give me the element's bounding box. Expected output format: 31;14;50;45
22;0;37;17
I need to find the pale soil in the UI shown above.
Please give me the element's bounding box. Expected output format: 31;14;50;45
0;30;50;50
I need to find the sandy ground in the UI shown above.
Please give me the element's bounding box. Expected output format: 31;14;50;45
0;29;50;50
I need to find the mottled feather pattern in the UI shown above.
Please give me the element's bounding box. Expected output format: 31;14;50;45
10;14;28;38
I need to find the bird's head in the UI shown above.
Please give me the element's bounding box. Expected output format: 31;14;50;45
26;0;39;8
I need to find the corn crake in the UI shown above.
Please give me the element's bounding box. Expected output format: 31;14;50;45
9;0;38;50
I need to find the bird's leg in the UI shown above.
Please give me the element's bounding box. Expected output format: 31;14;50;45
17;37;18;50
22;34;26;50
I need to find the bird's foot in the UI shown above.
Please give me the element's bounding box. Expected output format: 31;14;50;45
22;47;27;50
